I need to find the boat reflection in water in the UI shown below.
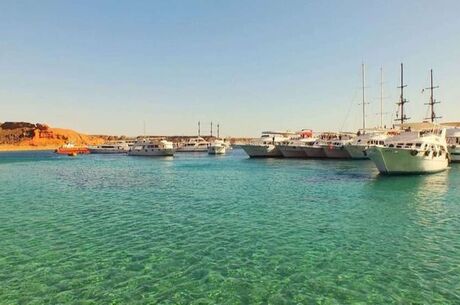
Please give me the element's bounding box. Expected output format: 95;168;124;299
370;168;449;204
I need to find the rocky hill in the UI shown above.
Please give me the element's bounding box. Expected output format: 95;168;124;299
0;122;106;150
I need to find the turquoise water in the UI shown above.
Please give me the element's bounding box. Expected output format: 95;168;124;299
1;150;459;305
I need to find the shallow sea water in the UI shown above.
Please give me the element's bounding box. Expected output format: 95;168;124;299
0;149;459;304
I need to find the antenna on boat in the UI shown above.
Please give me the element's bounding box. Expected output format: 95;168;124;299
361;63;368;133
217;123;220;138
210;121;213;137
198;121;201;136
424;69;441;123
380;67;384;128
395;63;410;126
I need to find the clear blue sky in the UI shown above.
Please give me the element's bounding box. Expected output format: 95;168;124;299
1;0;459;136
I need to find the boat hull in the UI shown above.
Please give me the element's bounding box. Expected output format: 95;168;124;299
55;147;89;155
323;146;351;159
208;146;226;155
278;145;308;158
176;147;208;152
344;144;368;159
240;144;282;158
303;146;326;158
128;148;175;157
88;148;128;154
448;146;460;162
367;147;449;174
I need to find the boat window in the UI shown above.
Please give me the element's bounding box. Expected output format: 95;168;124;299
415;143;421;148
389;144;394;148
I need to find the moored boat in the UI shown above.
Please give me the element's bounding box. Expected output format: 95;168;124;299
240;131;295;158
446;128;460;162
128;139;175;156
320;133;355;159
277;130;315;158
208;139;227;155
88;141;130;154
55;143;89;155
302;132;347;158
345;130;396;159
176;137;209;152
366;128;449;174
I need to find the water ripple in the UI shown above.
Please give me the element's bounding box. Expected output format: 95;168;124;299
0;150;459;304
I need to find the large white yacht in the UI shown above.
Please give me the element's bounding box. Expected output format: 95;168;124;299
276;130;316;158
345;130;396;159
88;141;130;154
240;131;295;158
446;128;460;162
176;137;209;152
320;133;355;159
128;139;175;156
302;132;339;158
366;128;449;174
208;139;227;155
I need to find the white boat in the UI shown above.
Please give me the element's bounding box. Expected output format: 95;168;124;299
345;130;395;159
128;139;175;156
277;130;315;158
303;142;326;158
208;139;227;155
125;139;137;148
320;133;355;159
344;65;395;159
446;128;460;162
278;138;316;158
302;133;338;158
240;131;295;158
176;137;209;152
366;128;449;174
88;141;130;154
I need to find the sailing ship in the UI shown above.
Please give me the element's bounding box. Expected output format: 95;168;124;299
367;64;449;174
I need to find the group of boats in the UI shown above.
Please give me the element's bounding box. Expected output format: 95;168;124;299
55;137;231;157
241;63;460;175
240;126;459;174
56;63;459;175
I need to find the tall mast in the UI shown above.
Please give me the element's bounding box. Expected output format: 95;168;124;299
217;123;220;138
210;121;213;137
424;69;440;123
198;121;201;137
396;63;409;126
361;63;366;133
380;67;384;128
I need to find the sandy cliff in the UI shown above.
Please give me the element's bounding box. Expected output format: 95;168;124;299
0;122;106;151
